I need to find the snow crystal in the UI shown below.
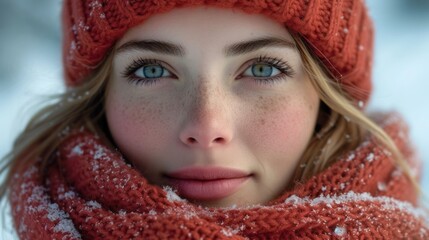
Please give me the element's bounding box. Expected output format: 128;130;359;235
71;25;77;35
148;209;157;215
366;153;375;162
334;226;347;236
284;191;429;223
86;200;101;209
14;167;81;238
377;182;387;191
112;160;120;169
221;228;234;237
340;183;345;190
23;166;38;178
321;186;327;192
93;146;106;160
26;186;46;204
392;168;403;177
360;141;370;147
182;209;198;220
18;223;27;234
343;28;349;34
24;183;82;239
70;41;76;50
53;218;81;238
358;45;365;51
89;0;102;8
224;204;238;209
118;209;127;216
383;149;392;156
89;0;103;17
346;153;355;162
284;195;307;205
47;203;67;221
91;161;100;171
71;145;83;156
58;190;76;200
78;21;89;31
163;186;186;202
239;225;246;231
421;228;428;238
227;224;246;235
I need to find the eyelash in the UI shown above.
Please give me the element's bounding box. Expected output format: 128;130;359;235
121;55;295;86
121;58;169;86
245;55;295;85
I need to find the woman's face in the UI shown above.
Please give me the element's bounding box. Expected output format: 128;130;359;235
106;6;320;207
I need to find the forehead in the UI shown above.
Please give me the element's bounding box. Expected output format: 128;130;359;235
117;6;294;48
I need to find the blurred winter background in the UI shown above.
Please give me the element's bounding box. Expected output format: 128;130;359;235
0;0;428;238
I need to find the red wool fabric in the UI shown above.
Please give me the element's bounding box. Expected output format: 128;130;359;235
10;113;429;239
62;0;374;103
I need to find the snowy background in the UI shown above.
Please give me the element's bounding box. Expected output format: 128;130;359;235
1;0;428;238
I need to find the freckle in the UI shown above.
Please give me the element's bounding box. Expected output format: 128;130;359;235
259;118;266;125
157;103;163;115
256;95;270;112
151;103;164;123
122;99;132;116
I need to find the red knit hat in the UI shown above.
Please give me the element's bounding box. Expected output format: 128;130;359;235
62;0;374;102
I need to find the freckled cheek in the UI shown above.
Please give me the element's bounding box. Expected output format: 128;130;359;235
105;94;171;160
250;100;317;152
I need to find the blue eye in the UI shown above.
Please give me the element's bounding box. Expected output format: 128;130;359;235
244;63;281;78
239;56;295;85
134;64;172;78
122;58;174;86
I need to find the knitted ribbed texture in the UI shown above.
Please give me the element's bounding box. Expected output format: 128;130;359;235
62;0;373;103
10;112;429;239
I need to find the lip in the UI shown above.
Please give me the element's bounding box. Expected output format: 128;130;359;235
164;167;251;200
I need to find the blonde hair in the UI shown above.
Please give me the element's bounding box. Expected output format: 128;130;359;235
289;34;420;192
0;35;420;200
0;51;114;197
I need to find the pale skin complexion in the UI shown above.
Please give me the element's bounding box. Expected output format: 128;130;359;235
105;6;320;207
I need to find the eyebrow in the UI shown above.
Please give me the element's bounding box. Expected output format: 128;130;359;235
117;40;185;56
116;37;295;56
225;37;295;56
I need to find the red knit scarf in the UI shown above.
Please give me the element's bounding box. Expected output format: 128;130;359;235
10;113;429;239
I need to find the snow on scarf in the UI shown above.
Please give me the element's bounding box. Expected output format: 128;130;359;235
10;113;429;239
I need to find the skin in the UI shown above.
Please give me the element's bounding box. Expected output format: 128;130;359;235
105;6;320;207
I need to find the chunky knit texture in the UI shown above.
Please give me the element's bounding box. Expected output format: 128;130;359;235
10;113;429;239
62;0;374;102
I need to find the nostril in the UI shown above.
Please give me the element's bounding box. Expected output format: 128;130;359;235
214;137;225;143
186;137;225;145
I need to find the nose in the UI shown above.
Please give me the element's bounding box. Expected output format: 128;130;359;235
179;82;233;149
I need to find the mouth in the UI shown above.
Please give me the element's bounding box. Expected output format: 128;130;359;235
164;166;252;201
